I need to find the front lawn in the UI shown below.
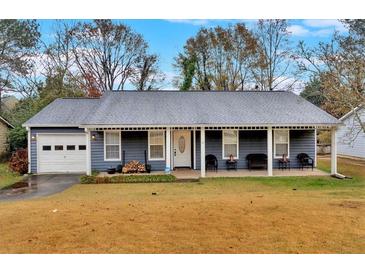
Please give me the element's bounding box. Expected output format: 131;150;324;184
0;162;23;189
0;157;364;253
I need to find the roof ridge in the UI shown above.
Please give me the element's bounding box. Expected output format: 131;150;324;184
105;90;289;93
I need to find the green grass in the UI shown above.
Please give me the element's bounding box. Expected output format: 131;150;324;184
0;162;23;189
0;157;364;253
200;157;365;196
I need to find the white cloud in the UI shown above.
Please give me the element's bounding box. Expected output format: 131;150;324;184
302;19;347;33
287;25;310;36
165;19;210;26
288;21;346;37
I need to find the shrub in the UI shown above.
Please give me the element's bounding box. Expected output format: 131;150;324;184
80;174;176;184
80;175;96;184
8;126;27;151
8;148;28;174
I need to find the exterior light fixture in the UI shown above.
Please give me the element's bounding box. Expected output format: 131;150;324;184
91;134;96;141
31;135;36;141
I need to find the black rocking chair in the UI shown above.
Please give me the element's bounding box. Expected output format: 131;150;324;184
297;153;314;170
205;154;218;172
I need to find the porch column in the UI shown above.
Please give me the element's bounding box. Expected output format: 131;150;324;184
85;129;92;176
166;128;171;173
331;127;337;175
200;127;206;177
267;127;273;176
314;128;317;167
193;129;196;170
26;127;31;174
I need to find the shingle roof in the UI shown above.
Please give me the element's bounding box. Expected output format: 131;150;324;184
24;91;340;127
23;98;99;127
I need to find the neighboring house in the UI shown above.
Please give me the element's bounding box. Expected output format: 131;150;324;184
337;106;365;159
0;115;14;155
23;90;340;177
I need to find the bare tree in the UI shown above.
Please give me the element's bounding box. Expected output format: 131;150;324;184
297;23;365;139
251;20;297;91
130;54;165;90
0;20;40;109
42;20;77;81
69;19;162;92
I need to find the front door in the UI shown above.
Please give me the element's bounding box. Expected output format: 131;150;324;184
173;130;191;167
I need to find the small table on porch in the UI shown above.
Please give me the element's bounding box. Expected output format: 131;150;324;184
278;159;291;170
226;160;238;171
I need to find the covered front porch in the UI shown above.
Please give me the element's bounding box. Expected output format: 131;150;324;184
85;124;338;178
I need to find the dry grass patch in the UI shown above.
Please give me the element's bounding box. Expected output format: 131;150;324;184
0;157;364;254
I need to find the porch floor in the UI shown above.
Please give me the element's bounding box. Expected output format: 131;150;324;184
98;168;329;180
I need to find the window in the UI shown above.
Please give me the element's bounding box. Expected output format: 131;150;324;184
79;145;86;151
42;145;51;151
104;131;121;161
222;130;239;159
274;130;290;158
55;145;63;151
67;145;76;151
148;131;165;160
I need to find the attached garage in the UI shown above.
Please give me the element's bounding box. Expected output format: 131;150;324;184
37;134;87;173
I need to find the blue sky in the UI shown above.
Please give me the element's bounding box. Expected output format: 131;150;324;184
38;19;347;89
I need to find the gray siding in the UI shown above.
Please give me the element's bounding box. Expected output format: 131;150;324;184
91;131;165;172
195;129;315;170
29;127;85;173
30;128;315;173
276;130;315;168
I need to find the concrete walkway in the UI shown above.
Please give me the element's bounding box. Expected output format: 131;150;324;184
0;174;81;201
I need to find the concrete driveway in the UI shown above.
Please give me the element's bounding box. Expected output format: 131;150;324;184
0;174;81;201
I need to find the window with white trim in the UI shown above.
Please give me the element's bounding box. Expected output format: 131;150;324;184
104;131;121;161
222;130;239;159
148;131;165;160
274;130;290;158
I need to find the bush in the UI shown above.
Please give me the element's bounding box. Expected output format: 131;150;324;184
80;174;176;184
8;148;28;174
8;126;27;151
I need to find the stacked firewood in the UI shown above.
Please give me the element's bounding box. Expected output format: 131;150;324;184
122;160;146;173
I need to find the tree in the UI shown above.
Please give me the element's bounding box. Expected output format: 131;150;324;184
0;20;40;110
251;20;296;91
130;54;165;90
42;20;79;87
300;76;325;107
178;54;196;90
37;71;85;107
175;23;262;91
69;19;163;91
297;20;365;140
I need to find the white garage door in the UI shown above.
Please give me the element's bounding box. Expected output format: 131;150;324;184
37;134;87;173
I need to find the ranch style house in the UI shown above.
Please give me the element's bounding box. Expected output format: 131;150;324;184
23;90;340;177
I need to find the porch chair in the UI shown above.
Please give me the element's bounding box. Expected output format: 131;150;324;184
205;154;218;172
296;153;314;170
